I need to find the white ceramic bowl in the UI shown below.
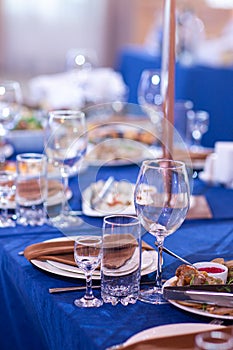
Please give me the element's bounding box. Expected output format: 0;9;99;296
194;261;228;283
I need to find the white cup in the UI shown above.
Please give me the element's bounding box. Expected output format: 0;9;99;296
214;142;233;187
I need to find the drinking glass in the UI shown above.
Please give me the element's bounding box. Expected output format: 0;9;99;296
0;170;16;227
45;110;88;228
134;159;190;304
0;80;22;163
137;69;163;123
195;331;233;350
186;110;209;150
101;215;141;306
74;235;103;307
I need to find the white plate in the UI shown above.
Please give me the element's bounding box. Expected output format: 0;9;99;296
82;180;136;217
163;277;233;320
30;236;158;280
125;323;225;346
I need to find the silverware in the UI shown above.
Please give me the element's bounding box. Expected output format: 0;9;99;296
90;176;114;209
163;284;233;307
156;243;195;268
49;280;157;294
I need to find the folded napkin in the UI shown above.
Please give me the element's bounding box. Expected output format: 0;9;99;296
119;326;233;350
24;239;153;269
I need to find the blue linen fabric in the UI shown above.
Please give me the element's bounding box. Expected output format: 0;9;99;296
0;162;233;350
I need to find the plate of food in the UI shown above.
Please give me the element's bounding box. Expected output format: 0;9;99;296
163;260;233;320
85;138;161;166
82;179;135;216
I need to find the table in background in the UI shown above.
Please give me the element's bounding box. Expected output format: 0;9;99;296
0;157;233;350
116;45;233;147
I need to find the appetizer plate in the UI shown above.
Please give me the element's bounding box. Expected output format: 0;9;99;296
163;277;233;320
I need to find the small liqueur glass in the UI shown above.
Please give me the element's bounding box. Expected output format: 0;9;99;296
74;235;103;308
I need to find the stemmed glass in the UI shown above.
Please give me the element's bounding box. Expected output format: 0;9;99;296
137;69;163;125
186;110;209;150
74;235;103;307
0;81;22;163
0;170;16;227
134;159;190;304
45;110;88;228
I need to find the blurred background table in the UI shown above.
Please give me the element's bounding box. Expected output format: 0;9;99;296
116;45;233;147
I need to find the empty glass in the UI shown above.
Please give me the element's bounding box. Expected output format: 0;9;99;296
0;171;16;227
15;153;48;226
45;110;88;228
74;235;103;308
101;215;141;306
134;159;190;304
195;331;233;350
186;110;209;150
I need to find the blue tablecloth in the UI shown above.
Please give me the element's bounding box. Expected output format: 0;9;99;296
0;159;233;350
116;46;233;147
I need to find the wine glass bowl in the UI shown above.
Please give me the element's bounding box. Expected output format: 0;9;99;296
74;236;103;308
45;109;88;228
186;110;209;150
134;159;190;304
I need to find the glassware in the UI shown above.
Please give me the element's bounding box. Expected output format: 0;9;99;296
74;235;103;307
134;159;190;304
0;170;16;227
186;110;209;150
15;153;48;226
101;215;141;306
137;69;163;146
0;80;22;163
45;110;88;228
195;331;233;350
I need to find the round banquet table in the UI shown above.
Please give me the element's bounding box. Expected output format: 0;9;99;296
0;150;233;350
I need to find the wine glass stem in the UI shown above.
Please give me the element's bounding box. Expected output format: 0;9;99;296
60;166;69;217
85;273;94;300
155;237;164;290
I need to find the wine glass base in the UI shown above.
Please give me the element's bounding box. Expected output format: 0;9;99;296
49;213;84;228
139;287;168;305
74;296;103;308
0;218;16;228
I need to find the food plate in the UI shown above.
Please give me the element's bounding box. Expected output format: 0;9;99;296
85;139;161;166
30;236;158;281
82;180;135;216
124;323;225;346
163;277;233;320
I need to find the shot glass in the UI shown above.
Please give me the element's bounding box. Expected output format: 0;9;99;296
15;153;48;226
195;330;233;350
101;215;141;306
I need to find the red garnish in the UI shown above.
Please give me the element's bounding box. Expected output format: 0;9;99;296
198;267;225;273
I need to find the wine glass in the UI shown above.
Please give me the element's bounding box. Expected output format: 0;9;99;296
186;110;209;150
0;80;22;163
45;110;88;228
74;235;103;307
0;170;16;227
137;69;164;149
134;159;190;304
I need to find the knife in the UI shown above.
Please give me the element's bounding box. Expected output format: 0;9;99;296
163;284;233;307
